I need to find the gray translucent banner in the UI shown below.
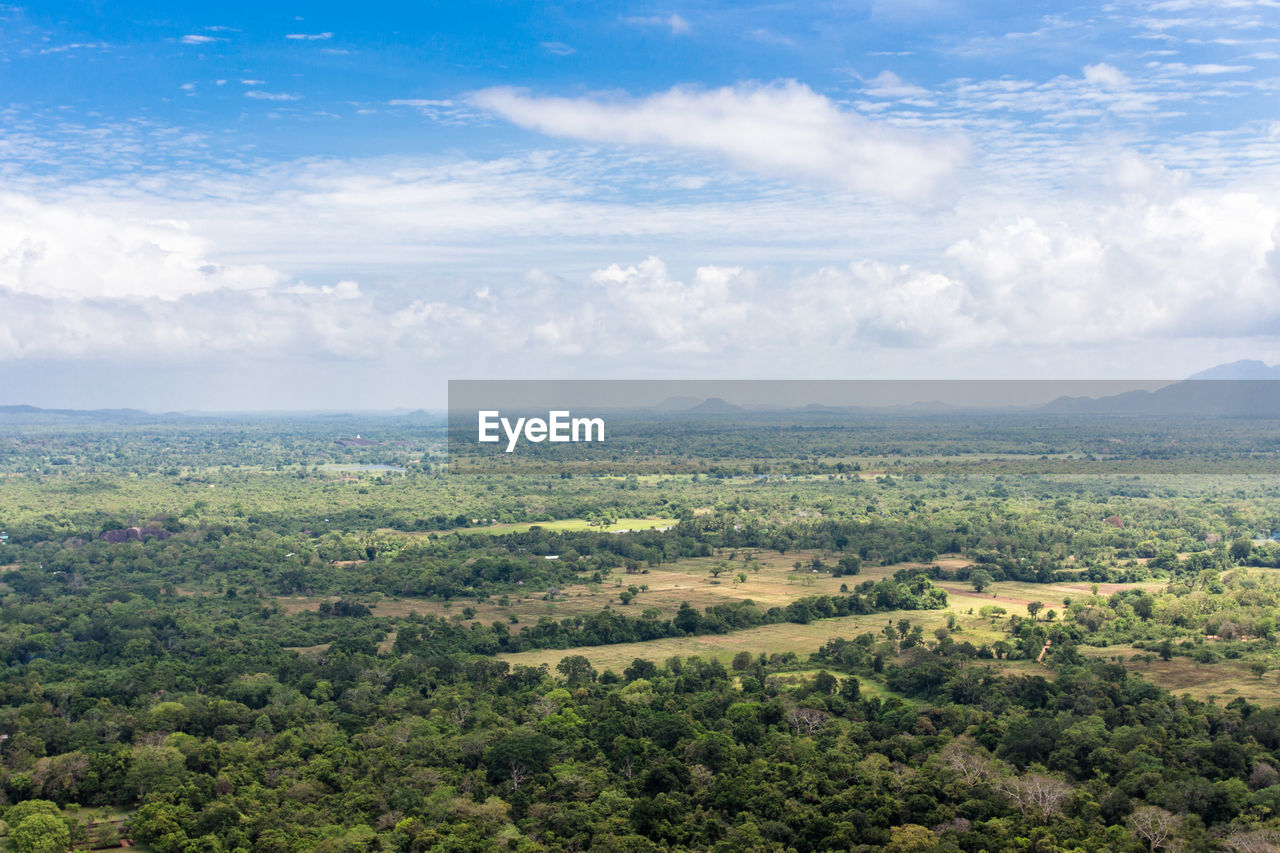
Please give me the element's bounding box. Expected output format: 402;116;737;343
447;379;1280;472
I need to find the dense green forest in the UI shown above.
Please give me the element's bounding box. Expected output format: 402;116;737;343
3;411;1280;851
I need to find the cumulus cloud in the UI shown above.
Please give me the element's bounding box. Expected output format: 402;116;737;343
1083;62;1130;89
940;192;1280;344
2;152;1278;378
0;194;491;362
580;258;748;352
0;196;358;361
0;285;375;361
470;81;967;201
522;192;1280;353
0;194;282;302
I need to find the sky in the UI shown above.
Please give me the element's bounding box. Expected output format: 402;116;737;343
3;0;1280;409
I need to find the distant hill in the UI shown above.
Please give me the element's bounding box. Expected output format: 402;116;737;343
0;405;177;421
651;396;703;412
1044;361;1280;416
688;397;744;413
1187;359;1280;380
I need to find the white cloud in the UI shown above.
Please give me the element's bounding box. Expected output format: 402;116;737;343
245;91;303;101
388;98;455;108
1083;62;1130;89
541;41;576;55
0;194;486;363
1190;62;1254;73
941;192;1280;344
861;70;930;98
576;191;1280;351
1144;0;1280;10
179;34;219;45
0;194;282;303
285;32;333;40
578;257;747;352
622;13;691;35
240;79;266;85
386;99;473;123
451;188;1280;354
470;81;967;201
749;29;796;47
2;169;1279;379
39;42;108;55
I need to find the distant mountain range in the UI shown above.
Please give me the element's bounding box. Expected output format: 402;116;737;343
0;404;181;422
1043;360;1280;416
1186;359;1280;380
5;361;1280;419
0;405;443;422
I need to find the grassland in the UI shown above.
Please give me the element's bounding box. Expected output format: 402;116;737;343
386;516;679;537
275;546;1206;697
273;550;1234;698
1077;644;1280;703
276;548;932;626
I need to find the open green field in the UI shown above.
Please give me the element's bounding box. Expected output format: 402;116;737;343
487;565;1184;692
274;549;1210;699
276;548;948;626
495;607;965;673
1077;644;1280;704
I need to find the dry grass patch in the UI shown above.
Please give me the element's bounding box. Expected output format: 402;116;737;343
285;643;331;658
270;551;965;629
387;517;679;537
940;579;1163;613
275;595;338;615
496;607;959;673
1078;645;1280;704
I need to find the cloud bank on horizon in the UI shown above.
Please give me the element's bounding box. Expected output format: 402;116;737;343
2;0;1280;408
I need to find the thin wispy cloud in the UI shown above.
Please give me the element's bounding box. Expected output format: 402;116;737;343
245;91;303;101
748;29;795;47
285;32;333;40
1189;62;1254;72
859;70;930;99
622;13;691;35
179;34;220;45
39;42;108;54
471;81;967;201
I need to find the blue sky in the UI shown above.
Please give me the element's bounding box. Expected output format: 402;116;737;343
3;1;1280;408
